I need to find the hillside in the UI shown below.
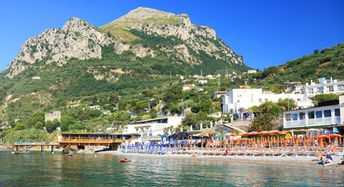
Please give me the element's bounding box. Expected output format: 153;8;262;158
0;7;247;130
243;43;344;92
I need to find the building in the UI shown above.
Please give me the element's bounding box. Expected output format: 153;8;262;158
290;77;344;96
213;91;227;99
222;88;313;114
88;105;101;110
44;111;61;122
198;80;208;84
283;96;344;130
182;84;195;91
246;70;257;74
123;116;183;138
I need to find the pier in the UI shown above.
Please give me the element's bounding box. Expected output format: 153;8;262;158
13;142;59;153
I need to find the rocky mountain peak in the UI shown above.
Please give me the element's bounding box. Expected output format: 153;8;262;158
6;8;244;79
6;16;115;78
62;16;93;31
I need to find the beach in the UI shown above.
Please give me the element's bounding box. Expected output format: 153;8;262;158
99;150;344;168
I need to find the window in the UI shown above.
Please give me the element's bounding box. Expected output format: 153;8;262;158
327;86;334;92
317;87;324;94
286;114;291;121
338;84;344;91
316;111;323;118
308;111;315;119
292;113;298;121
308;88;314;94
335;109;340;116
324;110;331;117
300;112;305;120
259;99;262;102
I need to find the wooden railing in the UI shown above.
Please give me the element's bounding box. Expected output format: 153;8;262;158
60;138;123;144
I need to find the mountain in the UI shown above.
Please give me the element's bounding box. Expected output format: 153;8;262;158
0;7;247;124
6;7;245;79
244;43;344;92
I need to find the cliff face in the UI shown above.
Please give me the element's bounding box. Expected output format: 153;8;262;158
7;17;117;78
6;7;243;78
101;7;243;65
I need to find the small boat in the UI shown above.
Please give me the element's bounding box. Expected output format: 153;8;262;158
322;161;336;166
12;151;30;154
119;158;131;163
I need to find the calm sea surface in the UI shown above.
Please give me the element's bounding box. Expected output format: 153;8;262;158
0;151;343;186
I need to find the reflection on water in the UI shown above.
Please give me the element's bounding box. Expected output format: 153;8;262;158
0;151;343;186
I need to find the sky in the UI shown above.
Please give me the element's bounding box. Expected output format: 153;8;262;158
0;0;343;70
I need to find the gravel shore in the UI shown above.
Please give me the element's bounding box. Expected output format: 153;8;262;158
99;150;344;168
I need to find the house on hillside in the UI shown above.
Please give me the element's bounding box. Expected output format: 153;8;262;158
222;88;313;116
302;77;344;96
198;80;208;85
213;91;227;99
182;84;195;91
45;111;61;122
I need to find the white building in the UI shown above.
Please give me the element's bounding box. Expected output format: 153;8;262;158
88;105;101;110
182;84;195;91
213;91;227;99
222;88;313;114
198;80;208;84
291;77;344;96
44;111;61;122
246;70;257;74
283;96;344;129
123;116;183;138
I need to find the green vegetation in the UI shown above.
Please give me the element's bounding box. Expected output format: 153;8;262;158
0;34;246;143
310;94;339;106
248;99;297;132
244;43;344;92
3;129;50;144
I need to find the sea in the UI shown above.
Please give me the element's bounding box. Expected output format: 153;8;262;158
0;151;343;186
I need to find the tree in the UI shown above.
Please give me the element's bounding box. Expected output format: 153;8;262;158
311;94;339;106
248;101;283;132
109;110;130;126
60;115;76;131
148;109;158;119
45;120;59;133
181;113;198;130
68;122;84;131
277;98;297;111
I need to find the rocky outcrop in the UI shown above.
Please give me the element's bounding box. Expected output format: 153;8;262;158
102;7;243;65
6;17;117;78
6;7;243;78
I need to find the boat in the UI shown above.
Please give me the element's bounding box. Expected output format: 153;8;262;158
322;161;336;166
11;151;30;154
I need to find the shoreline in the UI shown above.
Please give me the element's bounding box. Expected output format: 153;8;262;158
98;150;344;167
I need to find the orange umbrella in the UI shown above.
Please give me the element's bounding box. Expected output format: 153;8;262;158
317;135;329;139
329;134;342;138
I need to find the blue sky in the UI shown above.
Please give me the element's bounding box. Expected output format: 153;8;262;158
0;0;343;71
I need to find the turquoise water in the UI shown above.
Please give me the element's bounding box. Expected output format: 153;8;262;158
0;151;343;186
